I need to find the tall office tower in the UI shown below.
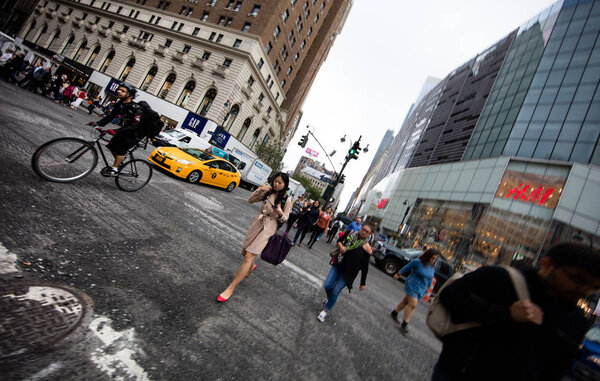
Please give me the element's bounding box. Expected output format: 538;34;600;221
407;32;516;168
18;0;352;149
465;0;600;166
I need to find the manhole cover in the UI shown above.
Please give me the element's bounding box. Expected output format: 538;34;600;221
0;283;91;359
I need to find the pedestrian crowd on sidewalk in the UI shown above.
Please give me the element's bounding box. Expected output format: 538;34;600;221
219;184;600;381
0;48;104;114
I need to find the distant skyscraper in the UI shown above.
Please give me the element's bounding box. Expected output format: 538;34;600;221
367;129;394;172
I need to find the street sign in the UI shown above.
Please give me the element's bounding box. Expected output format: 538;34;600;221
305;148;319;157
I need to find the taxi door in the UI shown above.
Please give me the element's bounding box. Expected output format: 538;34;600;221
203;160;228;187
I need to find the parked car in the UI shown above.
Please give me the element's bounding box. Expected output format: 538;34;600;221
372;243;423;275
372;242;454;293
431;257;454;293
572;324;600;381
148;147;240;192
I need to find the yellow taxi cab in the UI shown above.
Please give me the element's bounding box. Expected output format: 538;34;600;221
148;146;240;192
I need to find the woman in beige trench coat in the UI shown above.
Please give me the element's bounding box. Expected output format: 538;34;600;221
218;172;292;302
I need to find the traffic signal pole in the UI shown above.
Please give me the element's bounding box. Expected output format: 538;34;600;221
326;135;362;208
296;129;363;208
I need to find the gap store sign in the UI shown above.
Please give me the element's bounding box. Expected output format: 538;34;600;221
495;170;566;209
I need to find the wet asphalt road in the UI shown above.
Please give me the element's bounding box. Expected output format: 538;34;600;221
0;80;442;380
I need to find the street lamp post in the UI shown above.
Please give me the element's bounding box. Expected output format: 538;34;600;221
209;98;232;146
400;200;413;226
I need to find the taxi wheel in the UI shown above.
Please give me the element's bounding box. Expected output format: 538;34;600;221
226;182;236;192
186;170;202;183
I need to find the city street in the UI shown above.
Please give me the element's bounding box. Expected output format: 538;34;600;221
0;80;441;380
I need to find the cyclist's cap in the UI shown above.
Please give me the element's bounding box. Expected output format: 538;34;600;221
119;82;137;97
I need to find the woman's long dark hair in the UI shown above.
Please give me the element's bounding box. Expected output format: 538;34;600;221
419;248;440;266
265;172;290;207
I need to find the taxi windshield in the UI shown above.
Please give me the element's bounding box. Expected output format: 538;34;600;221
180;148;214;161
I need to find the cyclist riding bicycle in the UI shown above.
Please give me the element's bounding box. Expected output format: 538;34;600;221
91;83;148;176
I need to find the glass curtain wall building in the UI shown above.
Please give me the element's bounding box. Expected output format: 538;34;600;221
366;0;599;273
465;0;600;165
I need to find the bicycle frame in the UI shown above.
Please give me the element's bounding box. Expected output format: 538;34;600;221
92;128;148;169
32;127;152;191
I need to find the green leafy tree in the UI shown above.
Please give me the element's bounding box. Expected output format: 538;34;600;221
255;140;285;173
293;175;322;201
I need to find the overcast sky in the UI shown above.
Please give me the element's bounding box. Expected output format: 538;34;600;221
281;0;558;209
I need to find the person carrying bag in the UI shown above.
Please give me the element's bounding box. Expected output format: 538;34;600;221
217;173;292;302
317;224;374;323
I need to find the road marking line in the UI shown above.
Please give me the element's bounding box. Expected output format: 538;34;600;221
89;317;151;381
0;241;18;274
24;362;63;381
281;260;323;288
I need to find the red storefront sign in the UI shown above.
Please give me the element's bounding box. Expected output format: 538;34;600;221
506;184;554;205
377;198;389;209
495;170;565;209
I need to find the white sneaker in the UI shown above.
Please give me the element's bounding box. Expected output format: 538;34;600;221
317;310;327;322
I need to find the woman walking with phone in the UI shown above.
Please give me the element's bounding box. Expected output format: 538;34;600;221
217;172;292;302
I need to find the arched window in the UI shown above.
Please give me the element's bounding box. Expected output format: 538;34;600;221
140;66;158;91
176;80;196;107
197;88;217;116
158;73;176;99
23;20;36;39
99;50;114;72
237;118;251;140
85;45;101;66
118;58;135;81
72;40;87;61
224;104;240;130
33;24;47;45
45;29;60;49
249;128;261;149
60;35;74;55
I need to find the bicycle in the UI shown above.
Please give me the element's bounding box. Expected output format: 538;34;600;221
31;127;153;192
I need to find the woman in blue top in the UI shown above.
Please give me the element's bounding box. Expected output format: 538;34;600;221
390;249;440;335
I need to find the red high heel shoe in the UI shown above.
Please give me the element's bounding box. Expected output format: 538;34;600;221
217;293;231;302
245;264;258;278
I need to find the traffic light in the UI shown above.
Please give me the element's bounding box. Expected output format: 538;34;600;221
348;141;361;159
298;134;308;148
340;174;346;184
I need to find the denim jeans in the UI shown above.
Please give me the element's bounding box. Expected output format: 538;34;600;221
323;265;346;311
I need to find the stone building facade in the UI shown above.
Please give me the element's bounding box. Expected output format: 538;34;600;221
18;0;352;150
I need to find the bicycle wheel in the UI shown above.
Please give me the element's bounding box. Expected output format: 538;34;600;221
32;137;98;182
115;159;153;192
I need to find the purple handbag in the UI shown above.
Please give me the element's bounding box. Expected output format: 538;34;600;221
261;232;292;265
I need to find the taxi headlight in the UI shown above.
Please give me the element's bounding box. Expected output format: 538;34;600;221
176;159;193;165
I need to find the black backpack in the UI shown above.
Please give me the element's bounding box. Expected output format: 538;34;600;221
136;101;164;138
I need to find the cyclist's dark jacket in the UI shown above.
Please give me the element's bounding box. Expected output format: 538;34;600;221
96;101;146;154
96;101;147;138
